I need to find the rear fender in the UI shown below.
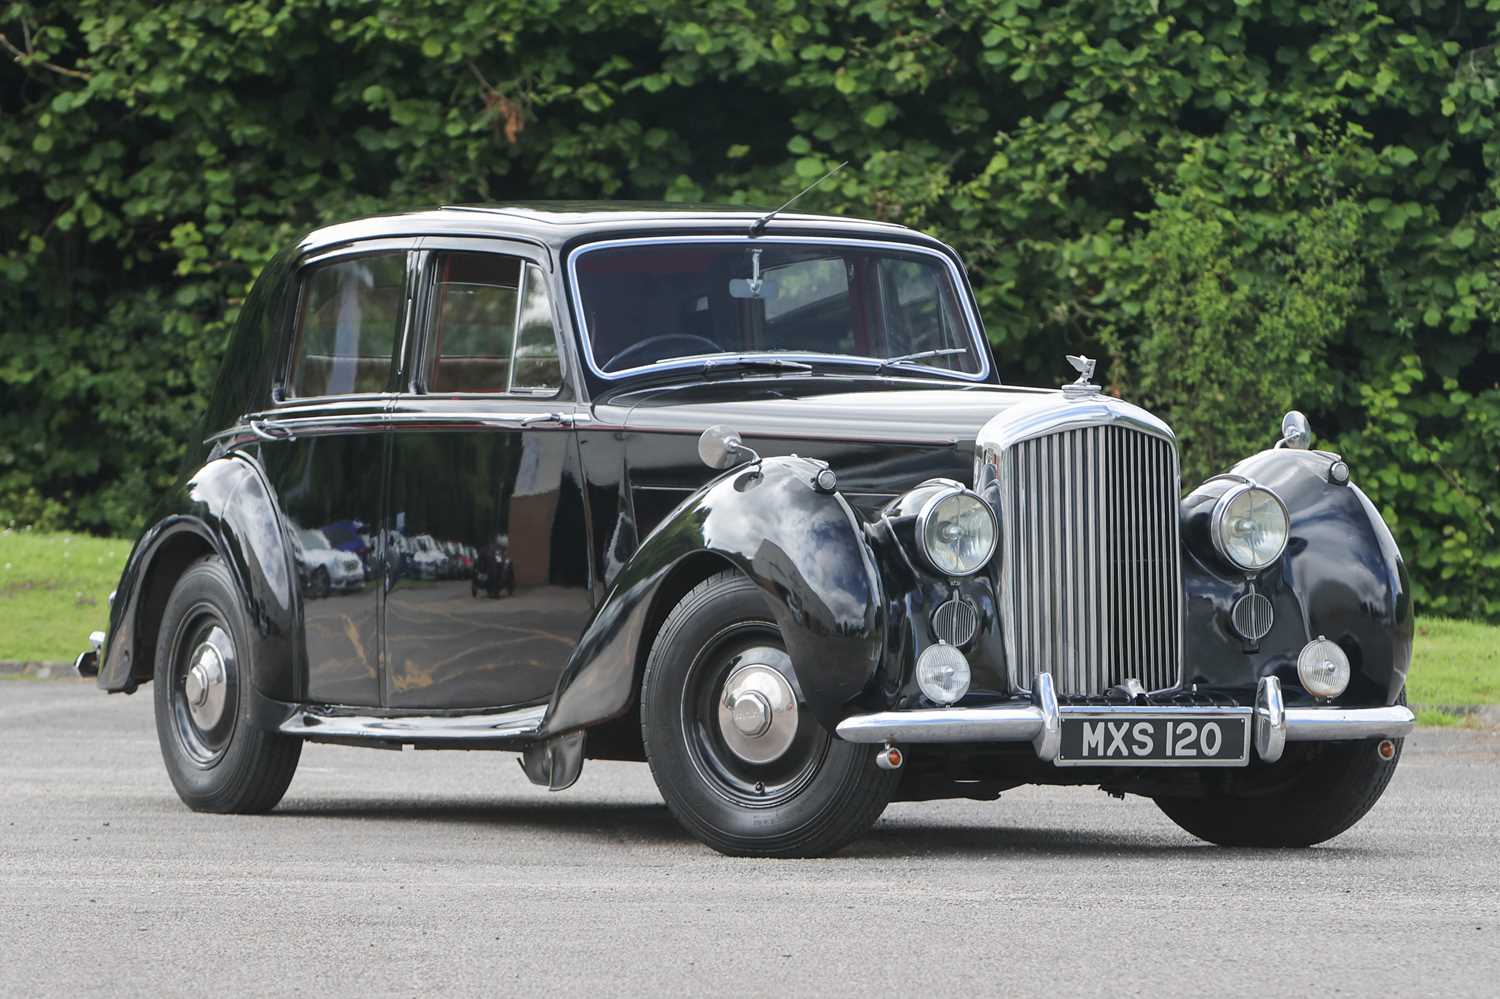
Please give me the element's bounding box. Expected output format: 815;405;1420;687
98;453;300;700
541;456;885;736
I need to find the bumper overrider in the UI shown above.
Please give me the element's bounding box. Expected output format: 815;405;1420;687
836;673;1415;766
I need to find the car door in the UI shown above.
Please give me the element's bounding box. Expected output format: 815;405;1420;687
250;239;419;706
383;238;593;710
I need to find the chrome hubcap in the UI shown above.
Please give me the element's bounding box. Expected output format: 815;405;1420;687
184;642;228;729
717;663;798;764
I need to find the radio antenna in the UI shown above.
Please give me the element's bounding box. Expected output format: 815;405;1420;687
749;161;849;236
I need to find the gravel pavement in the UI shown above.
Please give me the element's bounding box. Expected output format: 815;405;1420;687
1;679;1496;997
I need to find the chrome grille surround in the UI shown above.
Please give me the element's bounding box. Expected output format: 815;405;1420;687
975;397;1184;697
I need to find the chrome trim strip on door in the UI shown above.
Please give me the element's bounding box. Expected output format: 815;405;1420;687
209;409;579;444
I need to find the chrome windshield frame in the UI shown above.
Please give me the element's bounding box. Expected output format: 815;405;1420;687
564;235;994;384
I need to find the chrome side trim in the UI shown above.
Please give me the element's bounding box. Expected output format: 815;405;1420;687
278;704;546;743
211;409;578;445
565;235;993;383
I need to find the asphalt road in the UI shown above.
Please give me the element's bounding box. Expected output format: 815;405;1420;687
2;680;1496;998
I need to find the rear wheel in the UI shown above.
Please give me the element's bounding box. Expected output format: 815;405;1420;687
641;571;898;857
153;555;301;813
1154;736;1402;847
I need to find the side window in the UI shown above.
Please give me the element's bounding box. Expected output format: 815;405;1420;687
288;253;407;398
428;253;561;394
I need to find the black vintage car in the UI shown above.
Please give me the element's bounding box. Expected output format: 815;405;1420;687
78;203;1415;857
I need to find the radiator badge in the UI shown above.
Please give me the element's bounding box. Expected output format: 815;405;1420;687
1062;354;1100;400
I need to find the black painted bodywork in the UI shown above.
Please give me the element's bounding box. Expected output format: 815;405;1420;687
96;203;1412;784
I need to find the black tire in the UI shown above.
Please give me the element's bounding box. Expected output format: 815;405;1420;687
1154;736;1402;847
152;555;302;814
310;567;330;599
640;571;898;857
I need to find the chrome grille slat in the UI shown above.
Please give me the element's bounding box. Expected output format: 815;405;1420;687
1000;424;1182;696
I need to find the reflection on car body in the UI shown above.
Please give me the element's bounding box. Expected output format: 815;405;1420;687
292;527;365;598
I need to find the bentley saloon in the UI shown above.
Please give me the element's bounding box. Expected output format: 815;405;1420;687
78;203;1415;857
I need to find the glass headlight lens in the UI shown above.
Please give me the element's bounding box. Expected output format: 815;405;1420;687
1213;485;1290;571
919;489;998;576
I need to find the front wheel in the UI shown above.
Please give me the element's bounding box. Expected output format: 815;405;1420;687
1154;736;1402;847
153;555;302;813
640;571;898;857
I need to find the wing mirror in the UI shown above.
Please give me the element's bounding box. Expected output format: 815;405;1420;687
698;425;760;470
1278;410;1311;450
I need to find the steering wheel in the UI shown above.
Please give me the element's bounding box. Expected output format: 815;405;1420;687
604;333;721;372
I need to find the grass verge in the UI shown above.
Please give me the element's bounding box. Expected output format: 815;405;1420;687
0;530;126;663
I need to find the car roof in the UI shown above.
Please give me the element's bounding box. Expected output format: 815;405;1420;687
295;201;939;258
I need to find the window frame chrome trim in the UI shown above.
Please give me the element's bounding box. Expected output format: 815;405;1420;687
416;247;568;401
276;240;421;404
564;234;994;384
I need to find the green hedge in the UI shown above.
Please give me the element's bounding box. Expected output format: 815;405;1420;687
2;0;1497;618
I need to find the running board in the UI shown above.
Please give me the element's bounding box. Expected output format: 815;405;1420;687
278;704;547;747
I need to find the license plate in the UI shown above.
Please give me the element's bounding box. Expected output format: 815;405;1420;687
1055;712;1250;767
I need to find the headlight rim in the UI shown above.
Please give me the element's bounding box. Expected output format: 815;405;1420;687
1210;481;1291;572
914;484;998;578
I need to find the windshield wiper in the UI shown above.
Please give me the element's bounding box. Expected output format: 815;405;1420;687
876;348;968;372
701;357;813;375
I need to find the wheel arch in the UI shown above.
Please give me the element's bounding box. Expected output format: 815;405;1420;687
580;551;739;762
99;454;301;700
540;457;886;740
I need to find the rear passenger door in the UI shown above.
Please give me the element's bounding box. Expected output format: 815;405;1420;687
252;239;418;706
382;238;593;710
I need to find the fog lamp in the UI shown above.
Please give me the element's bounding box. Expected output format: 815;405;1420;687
1297;636;1350;698
916;643;970;705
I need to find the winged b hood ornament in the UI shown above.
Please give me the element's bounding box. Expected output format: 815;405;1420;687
1062;354;1100;400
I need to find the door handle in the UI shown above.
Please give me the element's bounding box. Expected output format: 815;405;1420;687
518;412;573;429
248;418;296;442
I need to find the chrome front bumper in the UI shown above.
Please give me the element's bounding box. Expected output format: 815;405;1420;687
835;674;1415;765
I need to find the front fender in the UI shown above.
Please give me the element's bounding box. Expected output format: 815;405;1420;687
1181;448;1413;706
541;456;884;736
98;453;300;700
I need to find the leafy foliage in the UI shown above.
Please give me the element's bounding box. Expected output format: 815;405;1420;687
1;0;1497;618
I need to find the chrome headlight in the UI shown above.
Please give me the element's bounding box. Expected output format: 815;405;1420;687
917;486;998;577
1211;483;1289;571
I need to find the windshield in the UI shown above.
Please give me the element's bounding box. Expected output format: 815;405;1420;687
572;240;985;378
298;529;329;550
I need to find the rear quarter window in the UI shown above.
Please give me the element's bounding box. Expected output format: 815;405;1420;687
288;253;407;397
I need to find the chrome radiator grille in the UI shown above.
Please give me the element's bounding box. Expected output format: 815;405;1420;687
997;424;1183;695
